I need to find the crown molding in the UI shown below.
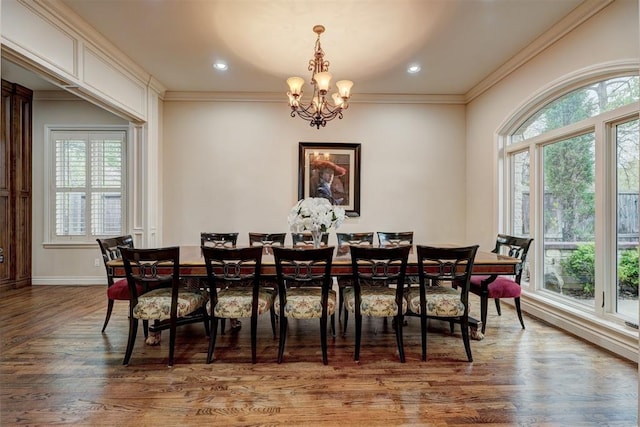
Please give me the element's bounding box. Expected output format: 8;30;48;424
465;0;615;103
163;91;466;105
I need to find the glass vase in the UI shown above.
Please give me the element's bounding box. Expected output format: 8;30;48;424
310;225;323;248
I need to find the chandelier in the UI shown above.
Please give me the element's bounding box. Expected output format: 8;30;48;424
286;25;353;129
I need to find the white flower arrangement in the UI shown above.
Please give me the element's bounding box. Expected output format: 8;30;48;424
287;197;346;232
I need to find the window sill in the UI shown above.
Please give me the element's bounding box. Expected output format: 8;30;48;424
42;241;99;249
521;290;638;362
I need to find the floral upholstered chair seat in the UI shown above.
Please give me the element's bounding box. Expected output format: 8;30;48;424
343;286;407;317
274;287;336;319
207;287;275;319
133;287;207;321
405;286;465;317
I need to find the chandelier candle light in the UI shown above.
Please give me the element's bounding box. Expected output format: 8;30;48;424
286;25;353;129
288;198;346;248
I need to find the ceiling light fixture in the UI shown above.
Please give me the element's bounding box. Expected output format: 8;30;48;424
286;25;353;129
407;64;421;74
213;61;228;71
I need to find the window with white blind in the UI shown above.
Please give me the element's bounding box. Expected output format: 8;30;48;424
49;129;127;242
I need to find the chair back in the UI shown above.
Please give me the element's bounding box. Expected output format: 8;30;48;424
201;246;263;306
349;245;411;290
120;246;180;306
249;233;287;254
273;246;334;292
336;232;374;246
291;232;330;247
416;245;479;303
493;234;533;284
96;235;134;285
201;232;239;248
377;231;413;246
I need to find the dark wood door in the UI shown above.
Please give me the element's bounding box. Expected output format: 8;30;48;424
1;80;32;290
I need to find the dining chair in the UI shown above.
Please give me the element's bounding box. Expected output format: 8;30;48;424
405;245;478;362
248;232;287;254
344;245;411;363
96;235;135;333
335;232;375;320
272;246;336;365
291;232;330;247
202;245;275;363
376;231;413;247
469;234;533;335
200;232;240;333
120;246;209;366
201;232;239;248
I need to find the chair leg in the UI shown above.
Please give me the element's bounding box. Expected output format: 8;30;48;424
514;297;526;329
220;318;226;335
102;299;115;332
123;317;138;365
420;315;428;362
480;295;489;335
142;320;149;339
277;317;288;364
342;307;349;337
330;313;336;338
395;315;406;363
207;317;219;363
269;307;277;339
354;313;362;362
202;307;210;337
338;287;344;321
251;314;258;364
168;317;177;368
320;315;328;365
461;316;473;362
494;298;502;316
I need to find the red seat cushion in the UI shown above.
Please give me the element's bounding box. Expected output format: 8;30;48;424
107;278;143;300
470;275;521;299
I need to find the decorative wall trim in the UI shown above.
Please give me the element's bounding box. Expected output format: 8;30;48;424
522;293;638;362
162;91;466;105
465;0;616;103
32;277;105;285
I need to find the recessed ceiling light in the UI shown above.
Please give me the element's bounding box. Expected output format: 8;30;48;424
407;64;421;74
213;61;228;71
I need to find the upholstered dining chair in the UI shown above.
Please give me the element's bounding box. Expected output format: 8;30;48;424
272;246;335;365
201;232;239;248
344;245;411;363
200;232;240;333
202;245;275;363
376;231;413;247
405;245;478;362
291;232;330;247
335;232;375;320
120;246;208;366
469;234;533;335
96;235;135;333
248;232;287;254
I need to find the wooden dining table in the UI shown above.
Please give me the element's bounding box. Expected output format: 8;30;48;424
107;244;520;278
108;244;520;339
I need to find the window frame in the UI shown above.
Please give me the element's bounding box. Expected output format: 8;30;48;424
43;125;129;247
502;76;638;328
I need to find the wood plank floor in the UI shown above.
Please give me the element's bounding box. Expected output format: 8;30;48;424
0;285;637;426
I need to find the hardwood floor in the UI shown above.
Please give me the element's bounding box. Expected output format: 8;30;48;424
0;286;637;426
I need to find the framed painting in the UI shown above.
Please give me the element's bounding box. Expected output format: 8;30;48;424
298;142;361;217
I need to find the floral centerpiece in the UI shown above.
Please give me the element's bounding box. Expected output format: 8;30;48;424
288;198;346;247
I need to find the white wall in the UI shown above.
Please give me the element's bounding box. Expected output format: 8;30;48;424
32;95;129;284
465;0;639;249
162;101;467;247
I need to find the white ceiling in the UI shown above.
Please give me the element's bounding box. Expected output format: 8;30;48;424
4;0;587;96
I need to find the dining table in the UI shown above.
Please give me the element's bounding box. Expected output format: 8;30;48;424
107;244;520;339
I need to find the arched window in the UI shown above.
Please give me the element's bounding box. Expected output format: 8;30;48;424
503;72;639;325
